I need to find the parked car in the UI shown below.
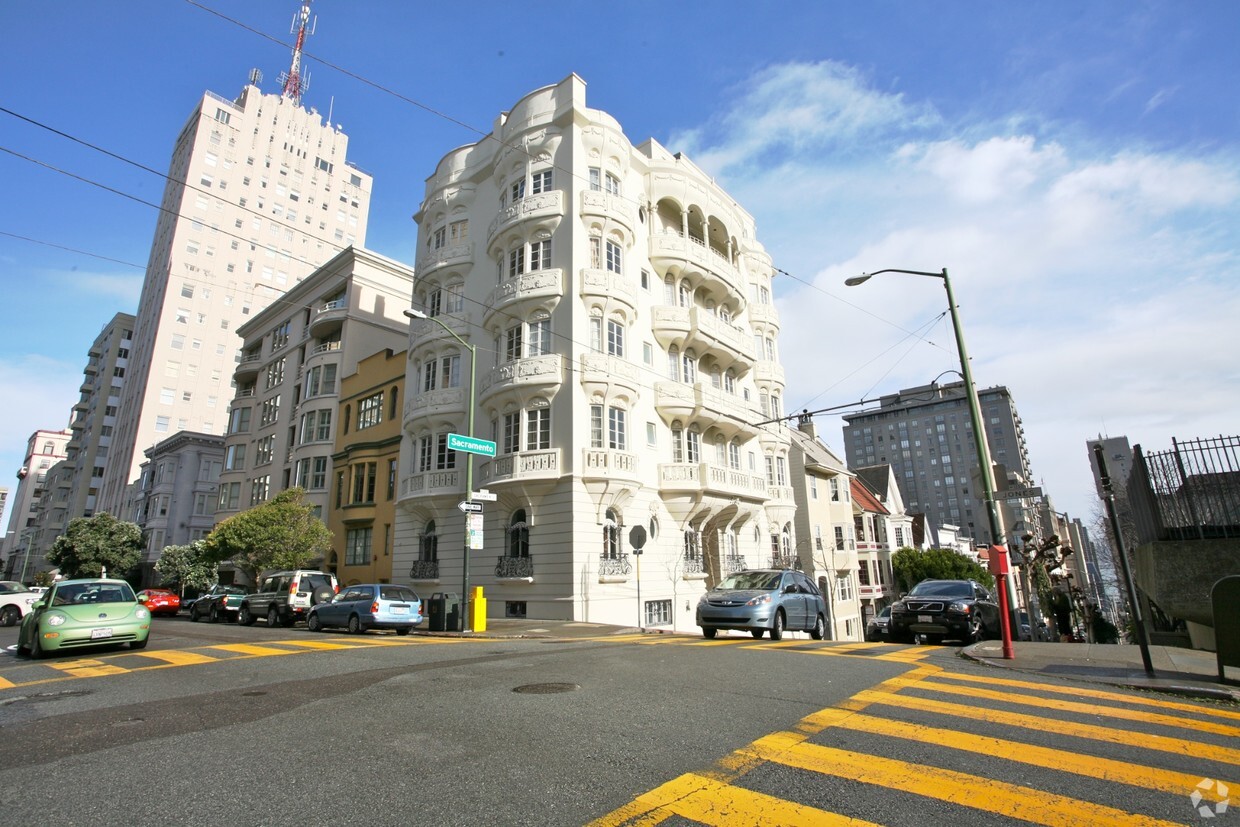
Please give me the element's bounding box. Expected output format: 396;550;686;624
307;584;423;635
888;579;1000;644
136;588;181;617
1;581;39;627
865;605;892;642
696;569;827;640
237;570;338;628
189;584;251;623
16;578;151;658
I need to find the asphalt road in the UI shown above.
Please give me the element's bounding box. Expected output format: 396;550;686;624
1;616;1235;826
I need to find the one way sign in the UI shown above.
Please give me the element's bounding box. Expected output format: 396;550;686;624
457;500;483;514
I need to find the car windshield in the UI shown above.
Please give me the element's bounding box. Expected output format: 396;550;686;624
220;586;249;595
380;586;418;602
53;582;137;605
716;571;782;591
909;581;972;598
0;581;28;593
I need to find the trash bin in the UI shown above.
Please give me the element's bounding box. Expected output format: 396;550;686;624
427;592;459;632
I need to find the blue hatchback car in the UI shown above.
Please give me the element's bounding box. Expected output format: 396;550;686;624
306;584;423;635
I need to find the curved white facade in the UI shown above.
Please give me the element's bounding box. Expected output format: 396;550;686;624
395;75;795;632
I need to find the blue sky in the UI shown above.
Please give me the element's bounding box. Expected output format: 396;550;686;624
2;1;1237;540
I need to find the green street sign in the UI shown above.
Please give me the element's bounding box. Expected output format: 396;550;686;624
448;432;497;458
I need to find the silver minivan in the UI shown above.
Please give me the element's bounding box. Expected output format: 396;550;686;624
696;569;828;640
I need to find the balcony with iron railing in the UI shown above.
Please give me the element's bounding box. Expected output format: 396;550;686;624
309;299;348;338
495;556;535;580
408;559;440;581
598;553;632;581
234;352;262;380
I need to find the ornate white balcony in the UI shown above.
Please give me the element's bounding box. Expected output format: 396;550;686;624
403;386;467;428
578;190;635;235
579;267;637;314
484;269;563;326
398;470;462;502
657;462;768;502
653;381;758;441
487;191;564;245
648;233;743;307
651;306;755;374
478;448;561;486
417;241;474;276
581;448;639;483
579;352;640;399
479;354;563;403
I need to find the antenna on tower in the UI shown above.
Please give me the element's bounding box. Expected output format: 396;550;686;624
278;1;315;106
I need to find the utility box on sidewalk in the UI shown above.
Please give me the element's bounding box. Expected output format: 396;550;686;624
470;585;487;633
427;592;459;632
1213;575;1240;685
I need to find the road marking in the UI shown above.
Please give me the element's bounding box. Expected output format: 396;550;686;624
916;676;1240;738
805;706;1237;801
276;639;375;651
208;643;299;657
50;658;130;678
586;771;881;827
745;730;1186;827
933;669;1240;721
848;688;1240;764
134;650;220;666
0;675;15;689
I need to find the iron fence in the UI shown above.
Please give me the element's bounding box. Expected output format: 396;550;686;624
1130;435;1240;543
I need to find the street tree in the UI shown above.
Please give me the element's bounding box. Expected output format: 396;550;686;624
47;513;144;580
154;541;219;599
892;547;994;593
203;487;332;584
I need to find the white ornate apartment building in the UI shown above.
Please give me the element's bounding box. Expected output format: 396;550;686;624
98;77;372;518
394;75;795;632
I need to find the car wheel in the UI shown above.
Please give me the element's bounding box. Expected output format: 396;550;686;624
307;612;323;632
0;605;20;627
266;607;281;628
967;615;985;644
189;605;201;622
31;633;46;660
702;627;718;639
810;614;826;641
750;629;765;639
210;605;222;623
396;627;411;636
238;605;255;626
130;637;149;650
347;615;362;635
769;610;785;641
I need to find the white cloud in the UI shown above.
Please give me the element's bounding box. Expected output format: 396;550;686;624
675;60;1240;522
51;268;144;306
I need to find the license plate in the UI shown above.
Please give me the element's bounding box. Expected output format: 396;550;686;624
918;615;933;623
91;627;113;640
392;606;407;614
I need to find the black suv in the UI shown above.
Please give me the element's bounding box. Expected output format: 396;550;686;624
237;570;338;628
889;579;999;644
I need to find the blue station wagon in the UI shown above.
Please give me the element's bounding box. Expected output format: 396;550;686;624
306;584;423;635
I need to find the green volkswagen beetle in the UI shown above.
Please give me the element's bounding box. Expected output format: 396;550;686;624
17;578;151;658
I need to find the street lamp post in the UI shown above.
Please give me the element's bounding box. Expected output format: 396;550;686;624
846;268;1015;659
405;308;477;633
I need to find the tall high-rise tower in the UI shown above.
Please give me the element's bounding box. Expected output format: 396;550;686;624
99;2;372;516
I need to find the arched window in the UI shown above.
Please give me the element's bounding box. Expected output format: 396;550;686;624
508;509;529;558
389;385;400;420
664;275;676;306
420;520;438;562
343;404;351;435
683;529;698;561
681;349;697;384
678;279;691;308
667;345;680;381
603;508;621;560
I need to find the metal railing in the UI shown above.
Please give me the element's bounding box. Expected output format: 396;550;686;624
495;556;534;579
1130;435;1240;543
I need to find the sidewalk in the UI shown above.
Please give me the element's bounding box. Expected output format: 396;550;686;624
961;640;1240;703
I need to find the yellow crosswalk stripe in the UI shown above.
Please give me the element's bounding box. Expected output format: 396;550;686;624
0;675;16;689
585;771;882;827
745;730;1187;827
276;639;373;651
133;650;219;666
933;670;1240;721
209;643;298;657
846;688;1240;765
804;706;1235;802
51;658;130;677
916;677;1240;738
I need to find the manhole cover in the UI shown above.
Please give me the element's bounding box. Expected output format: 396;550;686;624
512;682;579;694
